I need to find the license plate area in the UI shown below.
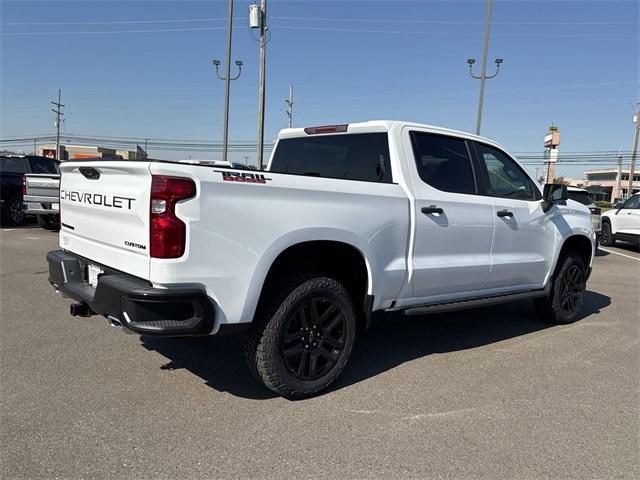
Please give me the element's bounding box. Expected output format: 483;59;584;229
87;264;104;288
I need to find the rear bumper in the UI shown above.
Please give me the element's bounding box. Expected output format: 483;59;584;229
47;249;215;336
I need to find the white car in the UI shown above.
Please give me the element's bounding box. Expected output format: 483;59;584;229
600;193;640;247
47;120;595;398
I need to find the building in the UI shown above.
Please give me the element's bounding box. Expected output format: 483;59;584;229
584;168;640;203
39;144;137;161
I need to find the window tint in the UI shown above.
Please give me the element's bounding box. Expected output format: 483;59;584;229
623;195;640;209
475;143;537;201
410;132;476;194
29;157;59;174
567;191;593;206
0;157;29;174
270;133;392;183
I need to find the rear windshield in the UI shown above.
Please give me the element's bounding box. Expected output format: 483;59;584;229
0;157;29;174
28;157;59;174
269;133;392;183
567;191;592;206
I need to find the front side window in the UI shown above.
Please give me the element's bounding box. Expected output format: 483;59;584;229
475;143;537;201
410;132;476;194
623;195;640;209
270;133;392;183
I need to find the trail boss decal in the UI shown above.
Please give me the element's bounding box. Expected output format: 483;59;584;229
215;170;272;184
60;190;135;210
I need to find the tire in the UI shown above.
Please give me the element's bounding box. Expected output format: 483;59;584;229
1;195;25;226
599;221;616;247
534;252;587;325
37;214;59;231
243;275;357;399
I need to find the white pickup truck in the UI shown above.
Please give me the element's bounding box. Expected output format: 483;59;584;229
47;121;595;398
23;173;61;230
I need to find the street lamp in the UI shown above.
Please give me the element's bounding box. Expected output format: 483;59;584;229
466;0;503;136
214;0;244;164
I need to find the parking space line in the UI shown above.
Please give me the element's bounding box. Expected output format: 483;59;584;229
598;247;640;262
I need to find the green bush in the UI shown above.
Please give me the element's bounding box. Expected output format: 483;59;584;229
594;201;612;209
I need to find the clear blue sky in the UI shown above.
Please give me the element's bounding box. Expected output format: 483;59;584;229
1;0;638;178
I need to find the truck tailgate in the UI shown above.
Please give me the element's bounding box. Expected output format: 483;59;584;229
59;161;151;279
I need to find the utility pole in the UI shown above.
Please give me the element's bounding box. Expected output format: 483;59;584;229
255;0;268;170
467;0;503;136
51;89;64;160
213;0;243;164
285;85;294;128
614;152;623;202
627;103;640;198
243;155;250;165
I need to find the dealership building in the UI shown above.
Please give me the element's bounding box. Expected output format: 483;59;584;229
583;168;640;203
38;144;137;161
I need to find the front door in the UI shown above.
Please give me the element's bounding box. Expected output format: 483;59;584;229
472;141;555;291
404;130;494;300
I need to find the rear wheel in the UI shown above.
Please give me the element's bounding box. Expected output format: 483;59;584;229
1;196;25;226
243;276;356;399
37;214;59;231
534;252;587;324
599;221;616;247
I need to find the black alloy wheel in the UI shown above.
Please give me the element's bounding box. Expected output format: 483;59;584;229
281;297;346;381
558;264;585;315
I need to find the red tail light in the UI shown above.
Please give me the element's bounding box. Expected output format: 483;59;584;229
21;175;26;196
304;124;348;135
150;175;196;258
589;207;601;215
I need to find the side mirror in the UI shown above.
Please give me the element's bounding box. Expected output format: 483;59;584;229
543;184;568;204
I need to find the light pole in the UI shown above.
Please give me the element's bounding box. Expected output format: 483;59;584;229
214;0;243;164
254;0;268;170
467;0;502;136
627;103;639;198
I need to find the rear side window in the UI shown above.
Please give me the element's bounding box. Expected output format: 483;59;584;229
410;132;476;194
0;157;29;174
270;133;392;183
567;191;593;206
29;157;59;174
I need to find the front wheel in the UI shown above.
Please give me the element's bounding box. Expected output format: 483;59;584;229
243;276;356;399
534;252;587;324
599;222;616;247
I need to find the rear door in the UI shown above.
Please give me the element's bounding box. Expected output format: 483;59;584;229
472;141;554;291
403;129;494;300
59;161;152;279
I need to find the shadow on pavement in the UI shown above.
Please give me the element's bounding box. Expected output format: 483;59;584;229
140;290;611;400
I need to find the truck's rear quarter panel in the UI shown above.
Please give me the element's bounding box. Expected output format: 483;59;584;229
148;161;410;327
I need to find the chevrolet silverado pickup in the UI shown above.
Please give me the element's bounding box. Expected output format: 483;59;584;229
47;121;595;398
24;173;60;230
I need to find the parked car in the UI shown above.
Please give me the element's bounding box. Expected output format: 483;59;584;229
567;187;601;237
0;155;59;226
46;121;595;398
23;172;60;230
600;193;640;247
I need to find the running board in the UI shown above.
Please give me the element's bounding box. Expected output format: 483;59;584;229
403;288;549;316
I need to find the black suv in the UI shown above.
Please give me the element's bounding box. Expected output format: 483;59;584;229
0;155;60;226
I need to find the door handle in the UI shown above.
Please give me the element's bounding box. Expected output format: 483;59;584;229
422;206;444;215
497;209;513;218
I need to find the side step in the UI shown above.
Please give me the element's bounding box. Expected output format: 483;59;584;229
403;288;549;316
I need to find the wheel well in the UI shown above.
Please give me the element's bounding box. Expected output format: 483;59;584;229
559;235;592;268
259;241;369;327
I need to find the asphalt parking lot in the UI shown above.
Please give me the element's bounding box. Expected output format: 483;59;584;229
1;223;638;479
